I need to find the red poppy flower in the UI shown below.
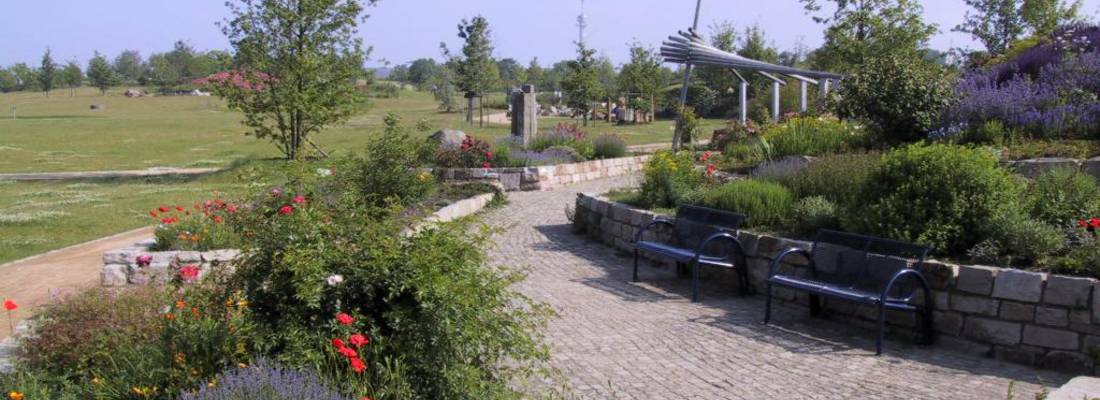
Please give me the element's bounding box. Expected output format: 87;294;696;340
158;206;169;213
179;265;200;281
339;347;358;358
176;206;184;212
706;164;716;176
485;151;493;160
349;333;369;348
213;216;223;224
1079;219;1088;228
349;357;366;373
3;299;17;311
227;205;238;214
336;312;354;326
149;211;158;218
331;338;346;349
1091;218;1100;229
482;162;491;169
292;195;306;204
278;205;294;215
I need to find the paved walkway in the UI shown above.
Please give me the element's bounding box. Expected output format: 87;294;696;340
0;226;154;341
483;175;1071;399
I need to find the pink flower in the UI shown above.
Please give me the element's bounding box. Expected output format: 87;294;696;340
136;254;153;267
292;195;306;204
278;205;294;215
336;312;354;326
179;265;200;281
349;333;369;348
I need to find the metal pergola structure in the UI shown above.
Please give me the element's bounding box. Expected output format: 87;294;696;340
661;1;843;149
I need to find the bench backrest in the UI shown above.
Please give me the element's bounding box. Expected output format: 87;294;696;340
810;229;931;298
673;205;746;254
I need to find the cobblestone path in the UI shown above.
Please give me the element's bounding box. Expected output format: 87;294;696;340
484;176;1071;400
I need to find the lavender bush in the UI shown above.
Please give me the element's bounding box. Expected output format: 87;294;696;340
178;357;352;400
941;25;1100;140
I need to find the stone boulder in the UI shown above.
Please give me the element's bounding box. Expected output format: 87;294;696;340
428;129;467;149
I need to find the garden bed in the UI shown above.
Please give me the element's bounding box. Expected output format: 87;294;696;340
575;193;1100;375
103;187;502;287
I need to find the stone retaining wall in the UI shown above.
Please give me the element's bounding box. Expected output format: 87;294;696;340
574;193;1100;375
1004;157;1100;179
437;155;648;191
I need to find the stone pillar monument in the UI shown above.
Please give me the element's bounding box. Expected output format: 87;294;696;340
511;85;538;147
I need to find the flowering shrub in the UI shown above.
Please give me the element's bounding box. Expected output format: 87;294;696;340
226;148;550;398
639;151;704;209
434;136;494;169
151;199;241;251
940;25;1100;140
529;123;595;160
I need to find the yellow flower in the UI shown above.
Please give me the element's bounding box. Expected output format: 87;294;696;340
8;391;24;400
174;352;186;366
417;171;432;182
207;379;218;388
91;377;101;386
237;299;249;308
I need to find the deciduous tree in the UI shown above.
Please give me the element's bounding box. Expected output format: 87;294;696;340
618;43;665;123
801;0;937;72
561;41;603;126
215;0;375;160
954;0;1025;56
61;60;83;97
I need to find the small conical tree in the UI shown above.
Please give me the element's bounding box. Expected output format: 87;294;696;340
39;49;56;97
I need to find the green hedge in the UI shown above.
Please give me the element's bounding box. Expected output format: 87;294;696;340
684;180;794;229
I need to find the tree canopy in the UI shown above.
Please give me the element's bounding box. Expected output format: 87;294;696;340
802;0;938;72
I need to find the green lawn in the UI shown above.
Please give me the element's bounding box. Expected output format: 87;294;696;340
0;87;723;173
0;168;262;264
0;86;727;263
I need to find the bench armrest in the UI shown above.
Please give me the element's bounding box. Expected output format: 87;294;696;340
635;218;676;243
881;268;931;304
767;248;815;279
692;231;745;263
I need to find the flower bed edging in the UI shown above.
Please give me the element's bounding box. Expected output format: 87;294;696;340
437;155;649;191
574;192;1100;375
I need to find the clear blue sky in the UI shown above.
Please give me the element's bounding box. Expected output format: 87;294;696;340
2;0;1098;67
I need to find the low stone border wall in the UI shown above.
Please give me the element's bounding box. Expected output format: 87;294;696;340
437;155;648;191
1003;157;1100;179
574;193;1100;375
102;192;500;287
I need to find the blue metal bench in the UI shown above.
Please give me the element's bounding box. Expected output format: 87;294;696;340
633;205;749;302
764;229;934;355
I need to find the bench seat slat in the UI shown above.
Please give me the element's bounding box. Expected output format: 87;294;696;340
767;275;916;310
635;241;735;268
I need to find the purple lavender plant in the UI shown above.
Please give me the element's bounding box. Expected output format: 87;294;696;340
177;357;353;400
942;25;1100;140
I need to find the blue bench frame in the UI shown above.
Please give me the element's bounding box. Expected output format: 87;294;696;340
633;205;749;302
763;229;934;355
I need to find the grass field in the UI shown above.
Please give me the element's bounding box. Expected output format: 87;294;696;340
0;168;260;263
0;85;726;264
0;87;724;174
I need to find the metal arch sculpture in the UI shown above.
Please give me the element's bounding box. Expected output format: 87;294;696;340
662;29;843;140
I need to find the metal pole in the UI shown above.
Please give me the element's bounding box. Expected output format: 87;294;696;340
673;0;703;151
739;81;748;124
800;81;808;113
772;81;780;122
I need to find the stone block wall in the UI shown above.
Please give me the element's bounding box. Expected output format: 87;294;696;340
101;240;239;287
437;155;648;191
574;193;1100;375
1004;157;1100;179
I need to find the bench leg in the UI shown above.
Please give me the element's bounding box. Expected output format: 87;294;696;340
632;249;639;282
876;303;887;356
691;260;700;303
737;266;750;296
809;294;822;317
919;306;934;345
763;284;773;324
